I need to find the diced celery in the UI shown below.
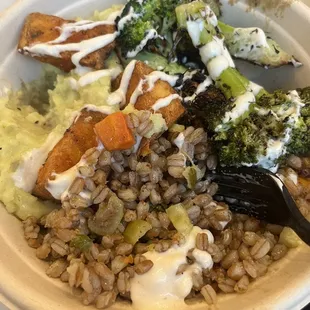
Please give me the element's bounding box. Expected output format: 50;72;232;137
217;68;249;99
166;204;193;235
279;227;302;248
88;195;124;236
123;220;152;245
183;166;197;189
70;235;92;252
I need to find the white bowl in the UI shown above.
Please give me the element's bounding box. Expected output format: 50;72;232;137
0;0;310;309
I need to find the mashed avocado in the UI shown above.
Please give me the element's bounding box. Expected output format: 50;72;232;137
0;16;122;220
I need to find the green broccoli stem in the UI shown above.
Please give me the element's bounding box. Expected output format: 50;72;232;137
176;1;252;100
218;21;301;68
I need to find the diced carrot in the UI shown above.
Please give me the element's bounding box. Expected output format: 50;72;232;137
95;112;135;151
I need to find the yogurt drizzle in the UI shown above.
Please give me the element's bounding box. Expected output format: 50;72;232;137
131;226;214;310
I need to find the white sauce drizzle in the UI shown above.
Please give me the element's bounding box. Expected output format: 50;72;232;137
204;5;218;27
12;132;63;192
200;36;235;68
152;94;181;112
232;27;269;59
217;92;255;129
130;79;145;105
117;7;140;31
255;90;304;171
248;81;263;96
174;132;185;150
133;135;142;153
48;20;115;45
207;55;230;80
46;141;104;200
130;71;179;105
68;67;122;89
127;29;158;58
107;60;137;107
145;71;179;91
184;76;212;102
83;104;116;115
186;19;205;47
130;226;214;310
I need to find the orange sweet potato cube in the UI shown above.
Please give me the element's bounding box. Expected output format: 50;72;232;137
95;112;135;151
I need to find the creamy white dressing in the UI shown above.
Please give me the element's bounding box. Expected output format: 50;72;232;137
127;29;158;58
174;132;185;150
12;132;63;192
146;71;179;91
83;104;116;115
152;94;181;112
117;6;140;31
130;79;145;105
192;249;213;269
232;27;269;58
256;138;285;172
48;20;115;45
107;60;137;107
255;91;304;171
184;76;212;102
46;141;104;200
186;19;205;47
200;36;235;68
204;5;218;27
130;71;179;105
207;55;230;80
133;135;143;153
219;92;255;128
130;226;214;310
282;90;305;122
68;67;121;90
248;81;263;96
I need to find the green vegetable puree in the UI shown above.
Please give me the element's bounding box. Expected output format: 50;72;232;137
0;7;122;220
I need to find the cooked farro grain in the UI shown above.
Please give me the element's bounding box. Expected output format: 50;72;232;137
22;123;303;309
134;260;154;275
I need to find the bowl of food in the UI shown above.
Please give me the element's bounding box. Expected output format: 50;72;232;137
0;0;310;309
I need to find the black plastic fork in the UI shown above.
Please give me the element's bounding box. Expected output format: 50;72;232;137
207;166;310;246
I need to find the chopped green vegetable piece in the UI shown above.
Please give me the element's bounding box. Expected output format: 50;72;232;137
182;166;197;189
169;124;185;133
217;68;249;99
123;220;152;245
70;235;93;252
166;203;193;235
88;195;124;236
124;51;187;75
279;227;302;248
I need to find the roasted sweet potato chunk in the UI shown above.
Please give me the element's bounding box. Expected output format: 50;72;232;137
113;61;185;127
33;110;105;200
18;13;116;72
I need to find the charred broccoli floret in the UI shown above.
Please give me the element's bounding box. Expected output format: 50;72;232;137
116;0;162;57
117;0;191;58
286;87;310;156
